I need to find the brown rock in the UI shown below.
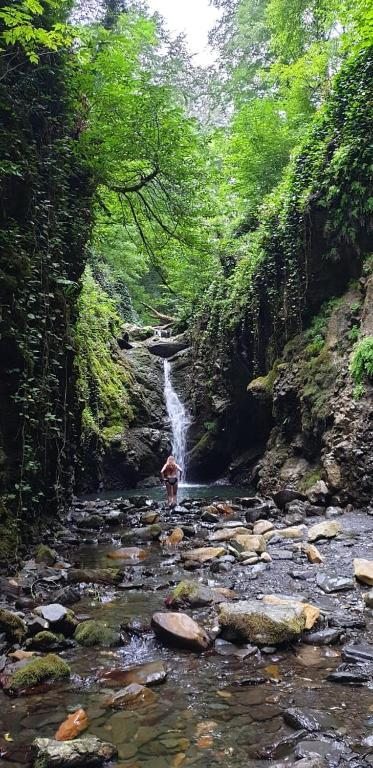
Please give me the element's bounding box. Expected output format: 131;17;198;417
55;709;88;741
354;559;373;586
107;547;147;560
100;660;167;687
276;525;307;539
151;612;211;651
303;543;324;564
209;527;248;542
262;595;320;630
308;521;342;542
164;527;184;547
181;547;225;563
253;520;274;536
106;683;157;709
233;534;266;553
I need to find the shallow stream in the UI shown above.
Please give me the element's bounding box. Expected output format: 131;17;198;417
1;494;373;768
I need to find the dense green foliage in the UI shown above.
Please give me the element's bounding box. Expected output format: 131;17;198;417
350;337;373;397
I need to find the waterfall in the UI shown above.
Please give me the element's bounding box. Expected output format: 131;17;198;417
163;360;191;479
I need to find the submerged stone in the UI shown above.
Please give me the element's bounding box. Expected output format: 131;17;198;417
100;660;167;687
106;683;157;709
32;736;117;768
67;568;123;585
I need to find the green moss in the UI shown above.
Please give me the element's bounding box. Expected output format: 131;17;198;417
74;620;120;647
10;654;70;691
35;544;57;565
0;608;27;643
172;581;200;601
28;631;60;650
247;360;280;394
219;604;306;644
299;467;322;492
350;336;373;397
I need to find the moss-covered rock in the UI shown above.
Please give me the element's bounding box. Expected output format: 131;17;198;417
168;581;214;607
35;544;57;565
8;654;70;692
0;608;27;643
247;360;280;395
74;620;120;647
27;631;60;650
218;600;306;645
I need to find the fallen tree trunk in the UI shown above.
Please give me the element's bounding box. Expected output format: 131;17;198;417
141;302;175;325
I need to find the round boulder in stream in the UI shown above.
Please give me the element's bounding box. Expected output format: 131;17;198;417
151;612;211;651
218;600;307;645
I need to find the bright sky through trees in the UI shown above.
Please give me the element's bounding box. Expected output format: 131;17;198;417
146;0;221;65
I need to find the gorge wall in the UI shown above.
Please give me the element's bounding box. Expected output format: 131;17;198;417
184;49;373;504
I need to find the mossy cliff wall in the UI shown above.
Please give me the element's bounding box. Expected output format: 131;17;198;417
0;47;93;563
188;50;373;503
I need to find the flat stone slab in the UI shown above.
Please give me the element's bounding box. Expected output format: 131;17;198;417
151;612;211;651
316;573;355;593
100;660;167;687
181;547;225;563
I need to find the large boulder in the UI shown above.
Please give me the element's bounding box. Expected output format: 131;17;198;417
308;521;342;542
218;599;307;644
151;612;211;651
261;595;320;630
32;737;117;768
147;332;189;358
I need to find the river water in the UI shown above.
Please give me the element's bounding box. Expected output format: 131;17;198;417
1;501;373;768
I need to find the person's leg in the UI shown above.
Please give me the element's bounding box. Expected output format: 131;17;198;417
165;480;172;506
173;480;178;507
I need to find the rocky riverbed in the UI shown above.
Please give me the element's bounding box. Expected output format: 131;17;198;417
1;489;373;768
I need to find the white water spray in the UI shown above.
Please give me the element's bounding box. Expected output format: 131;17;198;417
163;359;191;479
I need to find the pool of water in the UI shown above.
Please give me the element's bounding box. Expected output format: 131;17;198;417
82;483;254;503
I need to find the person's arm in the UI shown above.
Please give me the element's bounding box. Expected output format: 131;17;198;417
161;463;167;478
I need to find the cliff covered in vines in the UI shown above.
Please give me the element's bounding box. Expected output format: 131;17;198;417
0;34;93;562
188;49;373;498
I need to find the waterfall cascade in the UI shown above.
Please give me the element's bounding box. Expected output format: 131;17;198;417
163;359;191;479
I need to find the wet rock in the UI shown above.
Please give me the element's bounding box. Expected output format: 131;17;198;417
303;543;324;564
26;631;71;651
55;709;89;741
106;682;157;709
164;527;184;546
0;608;27;643
329;612;366;629
236;496;263;508
218;599;307;645
141;511;160;525
27;615;49;636
316;572;354;593
288;760;327;768
342;644;373;663
2;653;70;694
35;604;77;637
166;580;214;607
214;639;258;658
245;503;273;523
100;660;167;687
107;546;148;561
35;544;58;566
201;507;220;523
232;533;266;553
67;568;123;585
303;628;343;645
262;595;320;630
354;558;373;586
181;547;225;564
306;480;330;505
32;736;117;767
74;620;120;647
214;502;235;515
122;525;162;542
151;612;211;651
308;520;342;542
295;739;344;760
76;514;103;530
327;668;370;684
272;489;306;509
283;708;322;732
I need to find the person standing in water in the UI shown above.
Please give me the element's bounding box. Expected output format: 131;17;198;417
161;455;182;508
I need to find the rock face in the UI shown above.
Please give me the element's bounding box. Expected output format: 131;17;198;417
32;737;117;768
218;600;307;644
151;612;211;651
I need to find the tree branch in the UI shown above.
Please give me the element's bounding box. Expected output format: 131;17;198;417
110;165;159;194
